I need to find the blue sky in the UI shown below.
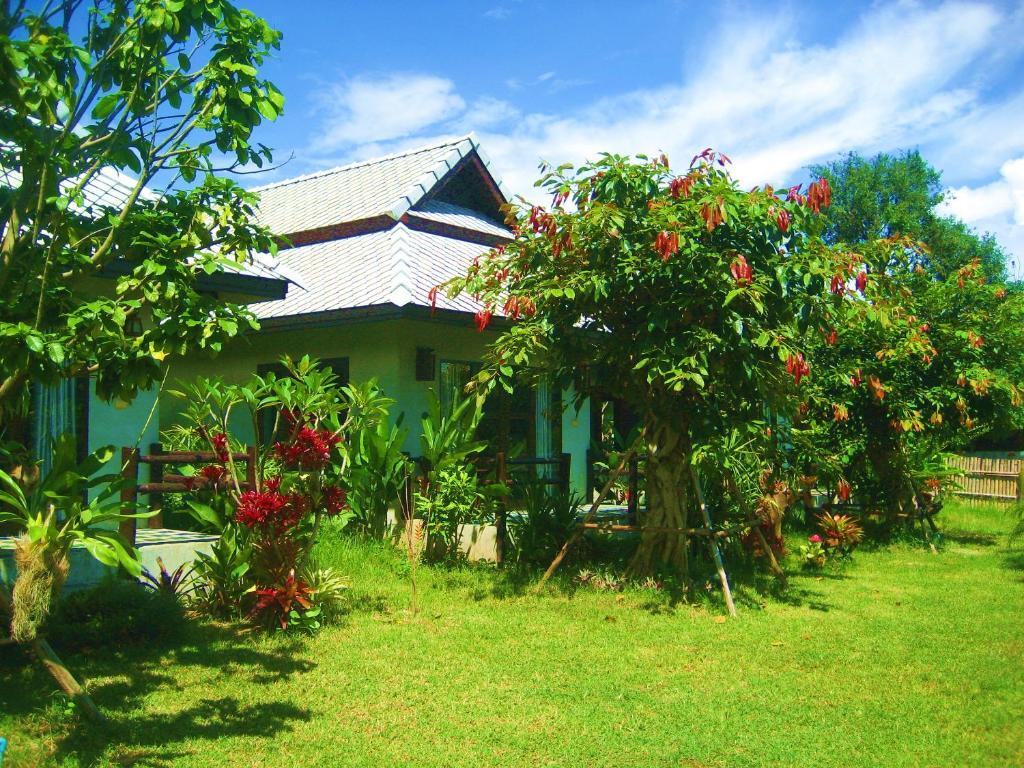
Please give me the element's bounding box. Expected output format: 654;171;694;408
241;0;1024;274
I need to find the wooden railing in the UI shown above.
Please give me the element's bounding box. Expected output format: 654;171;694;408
119;443;258;544
948;454;1023;503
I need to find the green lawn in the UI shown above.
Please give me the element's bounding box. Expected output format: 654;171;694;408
2;502;1023;767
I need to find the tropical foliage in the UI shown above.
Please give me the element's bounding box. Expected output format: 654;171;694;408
0;0;284;418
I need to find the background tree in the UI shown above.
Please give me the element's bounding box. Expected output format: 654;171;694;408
443;150;847;576
0;0;285;425
812;151;1009;280
792;247;1024;519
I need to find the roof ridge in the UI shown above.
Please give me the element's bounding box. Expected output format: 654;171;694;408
250;134;476;194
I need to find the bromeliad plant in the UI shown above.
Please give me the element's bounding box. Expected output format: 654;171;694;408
440;149;850;577
0;435;151;641
172;357;386;630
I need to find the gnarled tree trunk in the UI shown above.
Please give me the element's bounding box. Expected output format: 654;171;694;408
628;418;691;577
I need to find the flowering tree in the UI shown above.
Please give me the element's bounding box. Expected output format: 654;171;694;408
442;150;848;575
791;249;1024;518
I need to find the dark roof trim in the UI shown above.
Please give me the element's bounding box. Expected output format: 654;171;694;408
256;302;508;333
276;214;396;251
100;260;289;300
401;213;510;248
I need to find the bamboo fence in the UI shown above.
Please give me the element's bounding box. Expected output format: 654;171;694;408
948;454;1023;503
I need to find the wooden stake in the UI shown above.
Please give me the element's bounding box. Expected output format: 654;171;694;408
690;467;737;617
0;583;105;723
534;443;639;592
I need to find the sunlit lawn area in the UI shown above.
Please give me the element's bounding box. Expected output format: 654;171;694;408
2;501;1023;767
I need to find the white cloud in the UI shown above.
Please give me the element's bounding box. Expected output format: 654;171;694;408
291;2;1024;265
308;74;465;152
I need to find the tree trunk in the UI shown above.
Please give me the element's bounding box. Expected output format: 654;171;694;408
628;419;691;577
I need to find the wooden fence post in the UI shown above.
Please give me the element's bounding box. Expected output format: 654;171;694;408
627;455;639;523
558;452;571;497
119;447;138;545
148;442;163;529
495;452;507;566
245;445;258;490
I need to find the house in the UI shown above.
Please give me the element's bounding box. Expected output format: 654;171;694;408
161;135;593;496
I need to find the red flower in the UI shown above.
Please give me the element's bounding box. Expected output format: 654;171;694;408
474;308;493;332
730;255;753;286
850;368;862;388
806;178;831;214
830;274;846;297
322;484;348;516
786;184;805;205
274;427;341;470
199;464;229;490
855;271;868;293
655;230;679;261
786;352;810;386
968;331;983;348
428;286;439;315
824;328;838;346
211;432;229;463
809;534;823;544
776;208;791;233
669;175;695;199
236;487;306;533
836;479;851;502
700;199;725;232
868;375;885;401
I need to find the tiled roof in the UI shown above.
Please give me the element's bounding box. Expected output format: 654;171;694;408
0;159;291;288
251;134;510;236
252;224;488;320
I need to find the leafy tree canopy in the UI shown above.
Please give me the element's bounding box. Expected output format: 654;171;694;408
0;0;285;419
442;150;852;573
811;150;1009;281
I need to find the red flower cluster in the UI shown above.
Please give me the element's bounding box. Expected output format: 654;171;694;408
968;330;984;348
502;295;536;320
850;368;862;388
730;254;753;286
322;484;348;516
669;174;695;199
700;199;725;232
785;179;831;214
428;286;439;315
212;432;229;463
200;464;229;489
824;328;838;346
806;178;831;214
474;308;493;332
855;270;868;293
786;352;810;386
528;206;556;236
830;274;846;297
836;479;852;502
868;375;886;401
776;208;791;233
236;486;307;532
274;427;341;469
655;230;679;261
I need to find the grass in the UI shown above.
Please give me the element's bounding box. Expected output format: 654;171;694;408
2;501;1023;767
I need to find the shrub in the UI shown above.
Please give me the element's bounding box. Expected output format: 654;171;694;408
507;485;584;568
43;579;185;650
